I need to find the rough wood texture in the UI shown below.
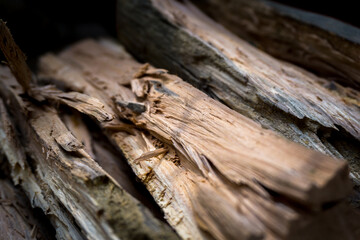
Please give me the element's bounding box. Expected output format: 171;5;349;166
63;111;169;218
0;66;178;240
0;97;85;240
39;39;357;240
193;0;360;90
0;178;55;240
116;0;360;185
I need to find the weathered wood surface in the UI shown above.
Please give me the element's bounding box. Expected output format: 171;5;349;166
0;178;55;240
0;66;178;240
0;20;178;240
116;0;360;185
0;97;85;240
39;39;357;240
193;0;360;90
63;111;169;218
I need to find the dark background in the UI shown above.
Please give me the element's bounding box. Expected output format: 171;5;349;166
275;0;360;28
0;0;359;66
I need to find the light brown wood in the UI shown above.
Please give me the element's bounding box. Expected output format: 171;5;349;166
0;21;177;240
0;66;178;240
116;0;360;187
39;39;355;240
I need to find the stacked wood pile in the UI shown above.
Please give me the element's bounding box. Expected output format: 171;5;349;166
1;0;360;239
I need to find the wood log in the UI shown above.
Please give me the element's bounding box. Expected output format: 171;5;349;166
115;0;360;186
38;38;356;240
0;21;178;240
0;66;178;240
192;0;360;90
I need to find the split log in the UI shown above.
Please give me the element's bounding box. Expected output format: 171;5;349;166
192;0;360;90
0;67;178;240
116;0;360;185
39;39;356;240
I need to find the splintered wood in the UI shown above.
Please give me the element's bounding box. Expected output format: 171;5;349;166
0;68;177;240
0;21;178;239
116;0;360;186
38;39;356;240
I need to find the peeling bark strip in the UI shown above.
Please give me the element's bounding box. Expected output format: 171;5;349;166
193;0;360;90
39;39;358;239
116;0;360;184
0;67;178;240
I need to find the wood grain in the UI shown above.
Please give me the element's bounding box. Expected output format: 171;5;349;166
116;0;360;186
0;66;178;240
39;38;356;240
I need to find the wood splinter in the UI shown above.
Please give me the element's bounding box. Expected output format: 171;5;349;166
134;148;169;163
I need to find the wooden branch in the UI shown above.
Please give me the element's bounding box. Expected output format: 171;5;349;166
115;0;360;185
0;66;178;240
38;38;356;240
192;0;360;90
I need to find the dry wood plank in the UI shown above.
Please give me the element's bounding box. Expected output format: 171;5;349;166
193;0;360;90
0;66;178;240
39;39;356;240
115;0;360;186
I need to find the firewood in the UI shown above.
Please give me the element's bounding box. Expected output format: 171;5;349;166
115;0;360;186
0;21;178;240
38;38;355;240
0;67;178;240
192;0;360;90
